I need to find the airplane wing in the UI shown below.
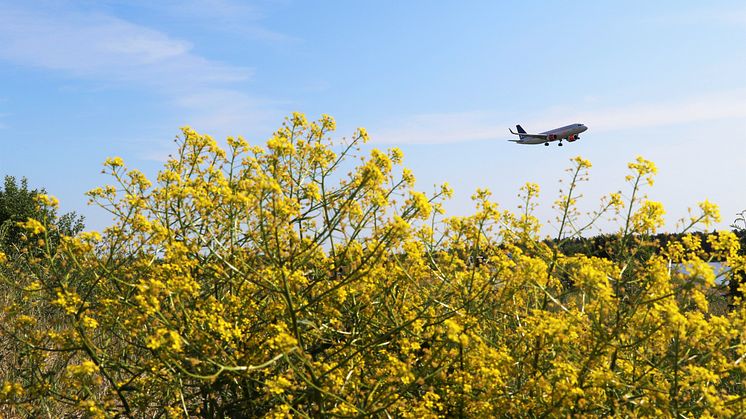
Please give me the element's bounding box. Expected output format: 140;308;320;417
508;128;548;138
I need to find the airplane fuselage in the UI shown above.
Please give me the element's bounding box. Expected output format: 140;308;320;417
513;123;588;145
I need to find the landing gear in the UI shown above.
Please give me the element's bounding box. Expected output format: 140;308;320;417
558;142;563;147
544;142;549;146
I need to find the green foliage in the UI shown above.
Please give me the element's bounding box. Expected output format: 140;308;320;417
557;230;746;261
0;175;84;253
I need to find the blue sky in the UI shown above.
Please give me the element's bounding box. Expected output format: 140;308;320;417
1;0;745;234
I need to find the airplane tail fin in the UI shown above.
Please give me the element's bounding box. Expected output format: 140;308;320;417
511;125;527;139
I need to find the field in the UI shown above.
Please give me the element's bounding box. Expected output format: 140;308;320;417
1;115;745;417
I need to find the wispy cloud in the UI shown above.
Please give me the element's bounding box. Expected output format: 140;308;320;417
105;0;299;43
174;89;287;139
371;89;746;144
645;6;746;27
0;5;252;86
565;90;746;132
371;111;501;145
0;2;291;156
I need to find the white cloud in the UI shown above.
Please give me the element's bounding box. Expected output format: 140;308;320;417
567;90;746;132
174;88;287;140
0;6;252;86
371;89;746;145
371;111;501;145
647;7;746;27
110;0;299;43
0;3;292;156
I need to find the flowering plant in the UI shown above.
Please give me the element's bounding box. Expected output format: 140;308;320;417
1;115;743;417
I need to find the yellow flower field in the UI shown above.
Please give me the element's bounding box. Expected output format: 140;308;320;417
1;114;744;417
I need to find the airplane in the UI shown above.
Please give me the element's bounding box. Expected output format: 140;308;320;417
508;123;588;146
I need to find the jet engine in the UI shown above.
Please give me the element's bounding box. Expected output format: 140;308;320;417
547;134;558;141
567;134;579;142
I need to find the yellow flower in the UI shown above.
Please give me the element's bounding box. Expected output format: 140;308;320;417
67;360;99;376
408;190;432;219
521;182;540;197
35;193;59;208
609;192;624;209
440;182;454;198
444;318;463;343
104;156;125;168
707;231;739;259
572;155;592;168
291;111;308;127
0;381;24;398
389;147;404;164
266;376;292;395
78;231;102;242
17;218;46;235
697;199;721;228
267;323;298;352
52;290;83;315
390;215;411;236
402;168;416;185
357;127;370;143
631;200;665;233
320;113;336;131
267;135;295;155
81;316;99;329
628;156;657;185
146;328;182;351
370;148;392;173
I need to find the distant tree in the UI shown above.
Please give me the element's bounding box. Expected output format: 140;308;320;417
0;175;84;253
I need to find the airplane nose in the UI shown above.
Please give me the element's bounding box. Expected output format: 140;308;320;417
581;125;588;132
